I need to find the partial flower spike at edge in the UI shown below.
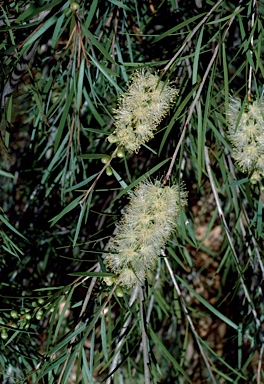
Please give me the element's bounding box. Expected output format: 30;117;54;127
108;69;179;153
105;180;187;288
227;96;264;182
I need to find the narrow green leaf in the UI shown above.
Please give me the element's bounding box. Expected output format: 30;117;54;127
192;25;204;86
24;15;58;47
85;0;98;29
73;190;93;246
108;0;132;11
222;42;229;112
49;195;83;226
0;214;28;241
83;88;106;127
53;287;74;342
77;58;85;111
82;25;115;64
114;158;170;201
150;287;170;317
101;315;108;361
159;85;198;155
176;276;239;330
111;167;128;189
68;272;115;277
82;347;92;383
78;154;105;159
197;100;204;185
256;196;263;238
41;134;68;185
153;14;205;43
149;325;192;382
0;170;14;178
62;349;78;384
54;85;74;153
89;55;122;92
64;173;98;193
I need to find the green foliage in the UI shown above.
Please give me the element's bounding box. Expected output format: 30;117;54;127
0;0;264;383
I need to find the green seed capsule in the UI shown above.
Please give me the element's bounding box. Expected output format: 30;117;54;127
36;310;43;320
115;286;124;297
117;149;125;158
38;298;45;305
1;329;8;340
25;313;32;320
70;2;80;11
10;310;19;319
106;166;112;176
101;156;110;164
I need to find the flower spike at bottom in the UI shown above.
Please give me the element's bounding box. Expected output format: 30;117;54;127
105;180;187;288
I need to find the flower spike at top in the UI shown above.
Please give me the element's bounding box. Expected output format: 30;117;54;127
227;96;264;182
108;70;179;153
105;180;187;288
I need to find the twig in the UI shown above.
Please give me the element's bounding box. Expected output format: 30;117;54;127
164;44;219;182
58;264;101;383
257;343;264;384
204;146;262;331
164;255;216;384
248;0;257;103
80;145;120;204
138;285;151;384
164;0;242;182
162;0;223;75
132;265;161;377
106;284;139;384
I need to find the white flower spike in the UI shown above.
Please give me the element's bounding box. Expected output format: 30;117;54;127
105;180;187;288
108;70;179;153
227;96;264;182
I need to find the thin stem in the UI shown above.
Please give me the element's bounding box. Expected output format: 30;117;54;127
164;255;216;384
80;145;120;204
164;1;242;182
248;0;257;103
106;284;139;384
58;265;101;384
257;343;264;384
204;146;262;332
162;0;223;75
138;285;151;384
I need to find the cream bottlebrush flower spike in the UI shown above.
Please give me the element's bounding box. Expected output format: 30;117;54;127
105;180;187;288
227;96;264;181
108;69;179;153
